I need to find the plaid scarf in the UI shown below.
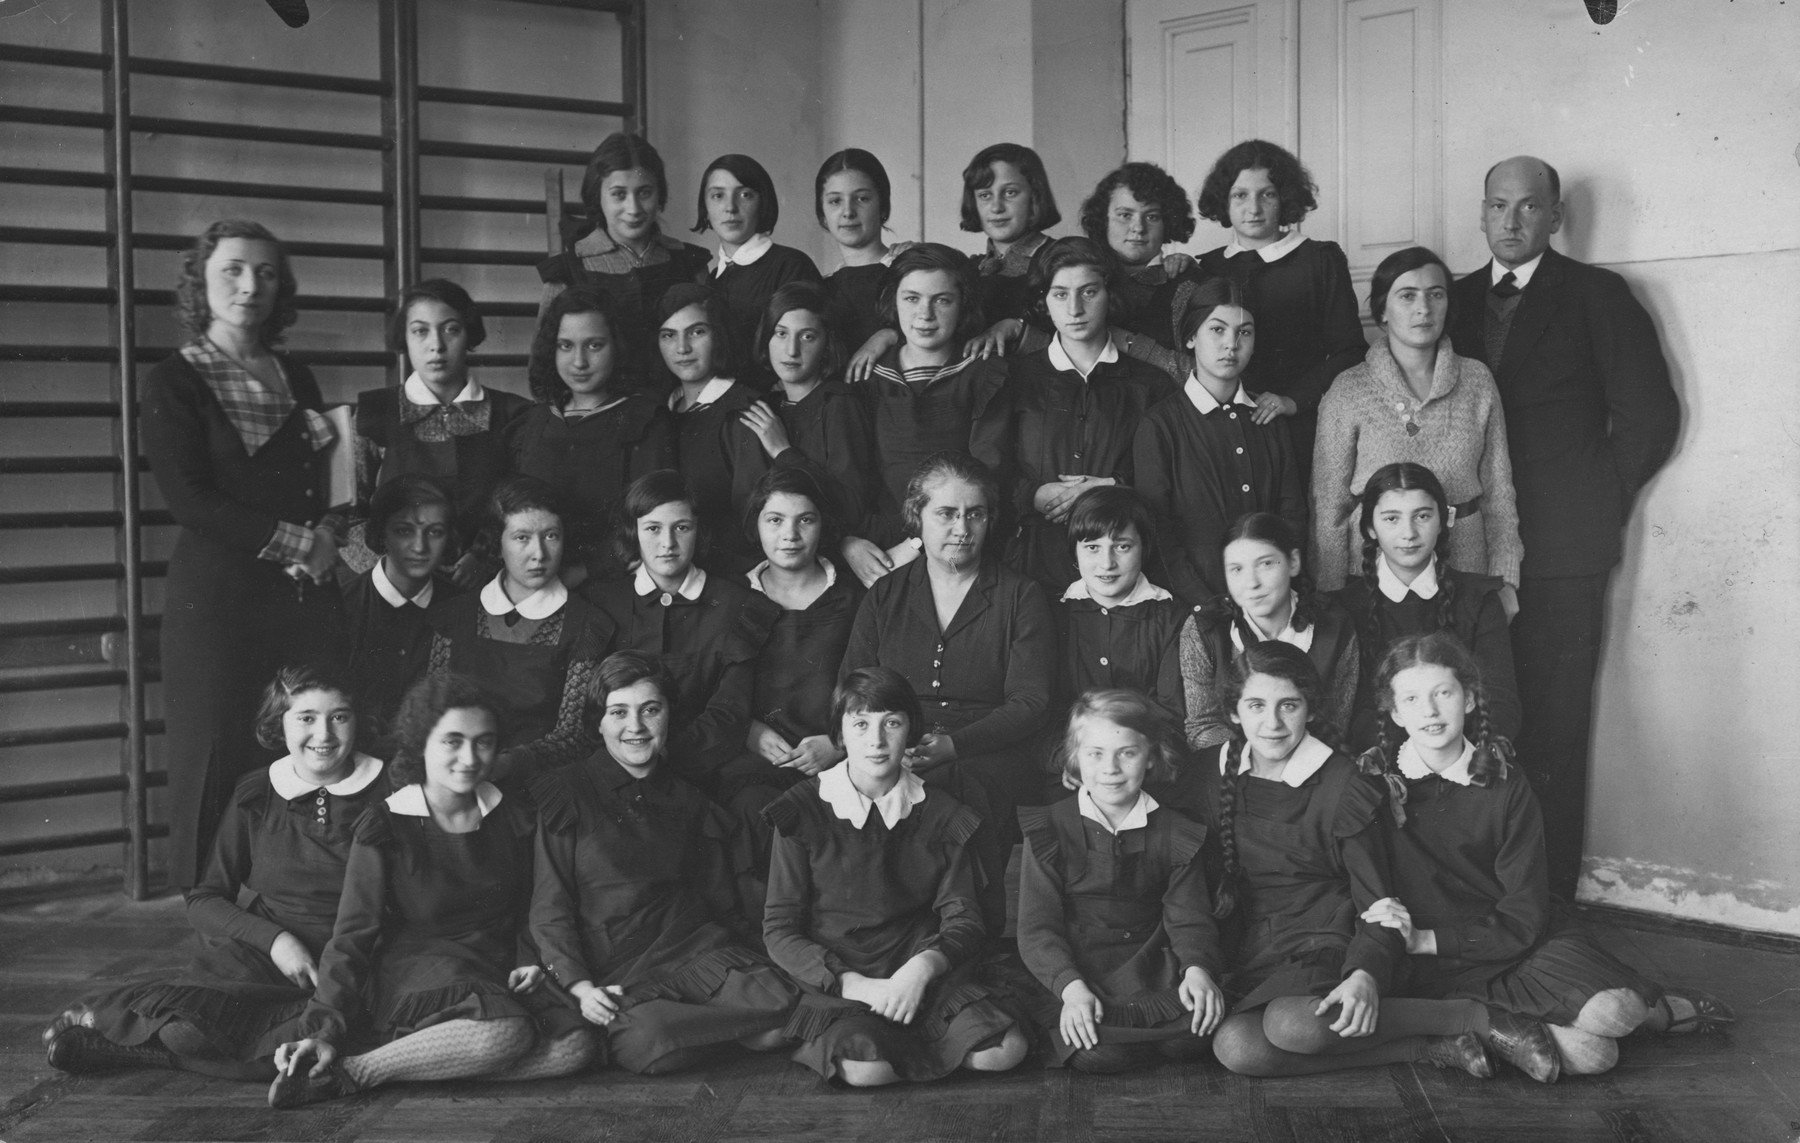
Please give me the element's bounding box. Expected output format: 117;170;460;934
180;338;333;455
572;227;686;275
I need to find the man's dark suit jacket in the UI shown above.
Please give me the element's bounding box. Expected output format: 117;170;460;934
1449;247;1679;578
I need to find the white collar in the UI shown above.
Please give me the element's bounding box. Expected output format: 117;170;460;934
669;376;735;411
817;761;926;829
1377;555;1440;602
1184;375;1256;414
403;372;484;406
747;558;836;593
386;782;504;817
1490;252;1545;289
713;232;773;274
1047;333;1120;381
268;752;384;800
1061;575;1172;607
634;562;707;600
1221;733;1334;787
559;395;629;420
1229;593;1314;655
372;557;434;609
1224;229;1305;263
1077;787;1159;834
1397;738;1475;786
479;574;568;620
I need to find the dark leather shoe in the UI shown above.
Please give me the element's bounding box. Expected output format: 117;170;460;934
1422;1031;1493;1079
46;1026;175;1074
1482;1009;1560;1083
269;1063;361;1110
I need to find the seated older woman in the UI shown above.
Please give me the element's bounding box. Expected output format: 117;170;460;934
840;451;1057;927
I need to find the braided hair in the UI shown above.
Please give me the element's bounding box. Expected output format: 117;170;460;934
1210;642;1330;919
1359;631;1517;828
1213;511;1324;649
1355;463;1461;682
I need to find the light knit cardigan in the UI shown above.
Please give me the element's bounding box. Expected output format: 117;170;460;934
1310;334;1523;591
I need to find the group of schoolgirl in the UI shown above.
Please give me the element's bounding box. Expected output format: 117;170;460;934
47;132;1728;1104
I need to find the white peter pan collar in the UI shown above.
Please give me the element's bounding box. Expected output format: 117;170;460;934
373;557;434;609
817;760;926;829
1078;787;1159;835
403;373;485;406
268;752;384;800
1397;739;1476;786
1224;228;1305;263
747;558;836;593
713;232;773;275
1048;333;1120;381
1221;733;1334;787
1229;592;1314;655
634;563;706;600
1061;576;1172;607
669;376;735;412
1377;555;1440;602
386;782;504;817
1184;375;1256;414
479;574;567;620
1490;252;1545;289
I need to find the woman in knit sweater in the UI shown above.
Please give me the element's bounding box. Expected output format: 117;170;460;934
1311;247;1522;598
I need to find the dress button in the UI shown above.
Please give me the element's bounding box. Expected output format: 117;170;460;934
1099;656;1109;666
1241;484;1251;492
305;488;316;498
1235;447;1244;455
933;660;941;668
659;592;672;607
1228;412;1237;419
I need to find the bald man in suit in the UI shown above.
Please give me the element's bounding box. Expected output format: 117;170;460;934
1448;156;1679;901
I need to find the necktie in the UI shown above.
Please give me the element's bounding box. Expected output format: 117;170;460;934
1490;271;1520;299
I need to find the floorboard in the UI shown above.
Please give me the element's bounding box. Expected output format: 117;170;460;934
1;892;1793;1143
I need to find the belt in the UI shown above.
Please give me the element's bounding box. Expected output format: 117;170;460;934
1449;495;1482;526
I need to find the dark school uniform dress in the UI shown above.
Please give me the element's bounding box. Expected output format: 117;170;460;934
1048;581;1188;773
427;580;613;781
712;242;824;385
1334;563;1521;751
296;784;579;1049
1016;795;1220;1065
1199;739;1402;1014
581;566;780;784
354;379;530;556
537;227;711;378
1005;341;1171;594
1115;260;1200;353
1132;379;1307;607
762;771;1019;1081
1379;746;1659;1025
825;261;888;353
858;350;1013;546
768;379;883;538
669;379;774;575
1199;237;1368;479
81;756;387;1060
341;564;456;750
972;232;1051;331
1178;598;1361;756
142;342;348;888
505;395;674;581
528;757;798;1073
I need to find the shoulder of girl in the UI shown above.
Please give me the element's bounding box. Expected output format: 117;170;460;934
1159;808;1209;865
760;781;817;839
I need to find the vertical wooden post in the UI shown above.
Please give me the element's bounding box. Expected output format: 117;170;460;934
621;0;647;137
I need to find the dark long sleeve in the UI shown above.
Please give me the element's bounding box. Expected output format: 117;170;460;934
1336;795;1403;991
911;827;988;969
1015;831;1087;999
528;819;593;988
184;796;285;955
1432;778;1551;964
1590;274;1679;507
945;579;1054;758
296;827;388;1044
1163;840;1223;979
763;828;848;994
1468;593;1521;742
1286;241;1368;415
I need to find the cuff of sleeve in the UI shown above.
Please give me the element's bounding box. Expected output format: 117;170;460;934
245;918;288;955
258;520;314;565
1051;969;1084;999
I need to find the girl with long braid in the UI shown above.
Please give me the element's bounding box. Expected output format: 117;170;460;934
1333;463;1518;751
1358;633;1733;1082
1206;643;1496;1079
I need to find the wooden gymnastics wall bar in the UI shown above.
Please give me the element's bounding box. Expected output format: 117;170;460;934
0;0;645;897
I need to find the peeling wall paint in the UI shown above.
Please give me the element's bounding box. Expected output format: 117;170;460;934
1583;857;1800;938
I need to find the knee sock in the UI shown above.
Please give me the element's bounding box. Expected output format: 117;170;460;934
341;1017;536;1089
1214;1011;1433;1078
1572;988;1649;1038
1546;1025;1620;1074
486;1029;596;1081
1263;996;1483;1056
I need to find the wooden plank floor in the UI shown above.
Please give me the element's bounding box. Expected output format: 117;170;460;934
1;891;1794;1142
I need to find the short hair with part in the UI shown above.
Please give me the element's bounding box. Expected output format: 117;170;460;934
1079;162;1197;247
366;473;453;557
175;219;299;346
589;649;677;712
253;662;359;752
901;451;1000;539
1066;485;1157;564
1195;139;1319;229
387;278;487;354
754;280;846;381
1056;688;1181;784
1027;235;1127;327
814;148;892;227
654;281;735;378
388;674;500;786
476;474;566;563
831;666;924;747
529;285;631;406
1366;245;1454;326
580;131;670;224
741;464;842;551
959;142;1062;234
692;153;780;235
612;468;704;570
879;242;985;343
1174;276;1253;346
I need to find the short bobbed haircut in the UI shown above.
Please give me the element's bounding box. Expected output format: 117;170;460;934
529;285;629;406
1218;640;1325;723
476;474;566;563
388;673;501;787
901;451;1000;540
814;148;892;227
693;153;780;235
1367;245;1454;327
831;665;924;747
387;278;487;354
1174;276;1253;346
1027;236;1126;327
1195;139;1319;229
878;243;985;344
366;473;453;557
654;282;736;379
754;280;846;382
1056;688;1181;785
589;648;677;712
253;662;359;752
959;142;1062;234
1079;162;1197;247
580;131;670;224
612;468;704;571
741;464;842;552
1066;485;1157;564
175;219;299;347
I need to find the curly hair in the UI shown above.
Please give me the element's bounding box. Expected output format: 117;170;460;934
1079;162;1197;248
1026;235;1129;328
959;142;1062;234
386;278;487;355
1194;139;1318;229
831;666;923;747
1056;687;1181;786
741;464;842;554
580;131;670;224
815;148;892;227
878;242;985;344
692;153;780;235
611;468;704;572
753;280;846;382
901;451;999;540
388;673;501;787
528;285;630;406
252;663;359;752
174;220;299;347
1367;245;1454;327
